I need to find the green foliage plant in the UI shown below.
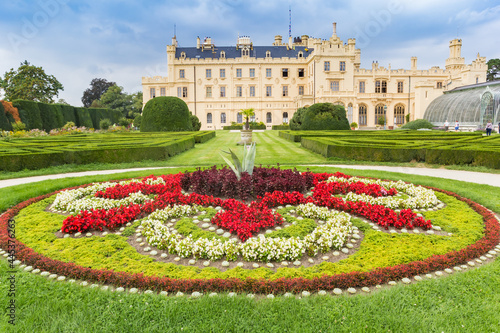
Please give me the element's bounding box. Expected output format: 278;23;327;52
239;108;255;130
190;113;201;131
290;107;307;130
220;142;256;180
11;120;26;131
401;119;435;130
140;96;193;132
99;118;112;130
301;103;350;130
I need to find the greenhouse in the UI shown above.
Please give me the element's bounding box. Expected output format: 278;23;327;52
424;81;500;129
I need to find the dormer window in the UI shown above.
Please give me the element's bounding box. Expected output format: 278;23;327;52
180;52;186;59
242;48;249;56
266;51;271;58
298;51;303;58
220;51;225;58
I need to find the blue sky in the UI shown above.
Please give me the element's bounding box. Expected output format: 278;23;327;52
1;0;499;106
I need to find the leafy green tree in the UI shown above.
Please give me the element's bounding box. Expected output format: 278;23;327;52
290;107;308;130
487;58;500;81
301;103;350;130
81;78;116;107
0;60;64;103
239;108;255;130
99;86;142;119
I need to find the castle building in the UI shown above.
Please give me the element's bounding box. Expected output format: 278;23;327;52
142;23;487;130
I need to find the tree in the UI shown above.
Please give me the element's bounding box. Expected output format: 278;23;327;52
290;107;308;130
81;78;116;107
301;103;350;130
487;59;500;81
239;108;255;130
99;86;142;119
140;96;192;132
0;60;63;103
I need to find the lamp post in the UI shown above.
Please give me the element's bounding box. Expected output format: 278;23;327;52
383;105;387;130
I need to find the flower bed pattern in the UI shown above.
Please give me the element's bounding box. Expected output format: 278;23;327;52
1;168;498;294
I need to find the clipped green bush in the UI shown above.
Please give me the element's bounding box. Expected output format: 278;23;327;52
12;100;43;130
301;103;350;130
99;118;112;130
401;119;434;130
0;102;12;131
133;115;142;128
190;113;201;131
272;124;290;130
290;107;307;130
74;107;94;128
59;104;77;124
37;102;59;132
119;117;130;127
141;96;193;132
11;121;26;131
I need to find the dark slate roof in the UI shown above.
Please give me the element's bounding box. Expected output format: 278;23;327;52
175;45;313;59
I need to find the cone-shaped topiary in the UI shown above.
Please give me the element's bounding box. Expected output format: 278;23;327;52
140;96;193;132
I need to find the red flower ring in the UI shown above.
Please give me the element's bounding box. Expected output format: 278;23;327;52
0;168;498;293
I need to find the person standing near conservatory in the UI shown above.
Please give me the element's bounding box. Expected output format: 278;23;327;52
485;120;493;136
454;120;459;132
444;120;449;131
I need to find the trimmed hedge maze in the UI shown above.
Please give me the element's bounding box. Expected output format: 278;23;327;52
279;130;500;169
0;131;215;171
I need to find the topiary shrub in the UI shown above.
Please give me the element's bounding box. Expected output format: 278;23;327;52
401;119;434;130
301;103;350;130
140;97;193;132
290;107;307;130
12;100;43;130
0;102;12;131
99;118;112;130
133;115;142;128
190;113;201;131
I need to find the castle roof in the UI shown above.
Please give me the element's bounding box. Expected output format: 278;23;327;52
175;45;313;59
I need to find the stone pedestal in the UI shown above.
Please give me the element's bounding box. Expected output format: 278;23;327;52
239;129;253;145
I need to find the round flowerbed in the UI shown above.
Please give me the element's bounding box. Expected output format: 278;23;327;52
0;167;499;294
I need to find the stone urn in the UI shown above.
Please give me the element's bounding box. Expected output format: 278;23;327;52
239;129;253;145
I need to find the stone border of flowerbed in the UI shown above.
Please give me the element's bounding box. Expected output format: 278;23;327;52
0;184;499;295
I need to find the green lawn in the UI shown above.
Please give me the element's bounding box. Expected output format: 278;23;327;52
0;131;499;332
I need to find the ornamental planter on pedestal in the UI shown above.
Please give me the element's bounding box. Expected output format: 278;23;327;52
239;129;253;145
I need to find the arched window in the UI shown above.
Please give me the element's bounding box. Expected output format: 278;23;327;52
298;51;303;58
237;113;242;123
266;51;271;58
394;104;405;125
375;104;386;125
283;112;289;124
207;113;212;124
359;104;367;126
266;112;272;123
220;51;225;58
180;52;186;59
221;112;226;124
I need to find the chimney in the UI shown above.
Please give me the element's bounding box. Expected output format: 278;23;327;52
332;22;337;36
411;56;417;70
273;35;282;46
196;37;200;49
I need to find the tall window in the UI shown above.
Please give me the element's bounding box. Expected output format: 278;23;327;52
266;51;271;58
266;112;272;123
206;86;212;98
149;88;156;99
330;81;339;91
177;87;181;98
220;69;225;78
206;69;211;78
397;81;404;93
283;112;289;124
282;68;289;78
298;68;305;77
236;68;242;77
282;86;288;97
359;105;367;126
375;104;386;125
207;113;212;124
394;104;405;125
324;61;330;71
266;68;272;77
359;81;365;93
249;68;255;77
375;80;387;93
298;85;304;95
160;87;166;96
221;112;226;124
437;82;443;89
237;113;242;123
266;86;272;97
249;86;255;97
339;61;346;71
179;69;185;78
220;86;226;97
182;87;187;98
236;86;242;97
347;103;353;124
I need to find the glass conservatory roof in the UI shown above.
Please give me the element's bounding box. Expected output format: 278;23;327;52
424;81;500;126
